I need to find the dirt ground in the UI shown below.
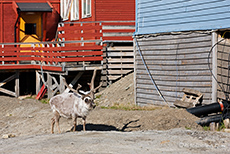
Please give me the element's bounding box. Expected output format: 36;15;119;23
1;73;230;153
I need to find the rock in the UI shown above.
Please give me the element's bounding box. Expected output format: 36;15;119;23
2;134;16;139
224;129;230;133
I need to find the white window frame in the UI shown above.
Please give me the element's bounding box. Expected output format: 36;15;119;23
71;0;79;21
82;0;91;18
60;0;79;21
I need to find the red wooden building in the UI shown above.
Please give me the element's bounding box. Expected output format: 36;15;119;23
0;0;135;98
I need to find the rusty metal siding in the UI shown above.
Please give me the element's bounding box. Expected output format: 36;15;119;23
95;0;135;21
135;32;213;106
136;0;230;35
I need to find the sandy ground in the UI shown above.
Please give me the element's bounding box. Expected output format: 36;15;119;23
1;73;230;153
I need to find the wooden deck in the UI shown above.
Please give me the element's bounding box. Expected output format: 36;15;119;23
0;20;135;98
0;40;103;72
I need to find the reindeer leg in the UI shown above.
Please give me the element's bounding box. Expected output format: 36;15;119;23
72;116;77;132
54;111;61;133
51;117;55;134
82;117;86;131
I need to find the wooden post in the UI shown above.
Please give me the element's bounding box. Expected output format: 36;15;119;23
15;71;19;97
212;32;218;103
59;75;65;93
133;39;137;105
64;71;84;93
47;73;52;99
36;71;41;95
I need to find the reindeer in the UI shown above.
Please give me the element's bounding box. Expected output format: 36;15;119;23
49;69;102;134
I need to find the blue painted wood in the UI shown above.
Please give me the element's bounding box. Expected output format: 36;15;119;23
136;0;230;35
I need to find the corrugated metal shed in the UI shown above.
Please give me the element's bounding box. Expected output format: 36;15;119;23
136;0;230;35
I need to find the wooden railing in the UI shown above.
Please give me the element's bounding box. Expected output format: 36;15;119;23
57;21;135;42
0;21;134;72
0;40;103;72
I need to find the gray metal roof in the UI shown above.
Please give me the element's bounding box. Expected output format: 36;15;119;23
16;3;52;12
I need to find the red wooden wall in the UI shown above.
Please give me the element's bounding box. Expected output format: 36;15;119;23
95;0;135;21
0;0;60;43
62;0;135;22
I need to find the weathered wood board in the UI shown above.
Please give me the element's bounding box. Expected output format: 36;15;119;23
135;32;213;105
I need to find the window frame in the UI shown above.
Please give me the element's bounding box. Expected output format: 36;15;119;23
71;0;79;21
82;0;91;18
60;0;80;21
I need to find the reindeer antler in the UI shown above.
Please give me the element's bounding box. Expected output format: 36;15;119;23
93;82;103;93
63;78;82;95
88;69;97;91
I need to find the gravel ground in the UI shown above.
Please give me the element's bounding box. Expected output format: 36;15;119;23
1;73;230;153
1;129;230;154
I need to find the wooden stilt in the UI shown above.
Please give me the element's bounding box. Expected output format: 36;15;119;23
36;71;41;95
64;72;83;93
0;72;19;97
47;73;52;99
15;71;19;97
59;75;65;93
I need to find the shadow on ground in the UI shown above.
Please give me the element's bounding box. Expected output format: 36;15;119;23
71;119;141;132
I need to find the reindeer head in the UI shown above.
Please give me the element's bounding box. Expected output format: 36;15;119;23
83;95;96;109
63;69;102;109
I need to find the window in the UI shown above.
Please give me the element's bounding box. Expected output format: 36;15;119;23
71;0;79;21
25;23;36;35
82;0;91;18
60;0;79;21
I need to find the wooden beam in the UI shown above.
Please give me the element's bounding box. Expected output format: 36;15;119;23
0;87;17;97
36;71;41;95
15;71;19;97
0;74;17;87
47;73;52;99
64;71;84;93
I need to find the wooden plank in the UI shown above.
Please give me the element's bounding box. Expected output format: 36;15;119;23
107;75;122;81
0;74;17;87
106;58;134;63
136;79;212;88
136;67;211;75
0;87;16;97
103;64;134;69
136;61;210;69
102;29;135;33
107;46;134;51
106;52;134;57
137;49;209;55
103;36;133;41
106;70;132;74
136;73;211;81
58;25;102;31
59;33;103;39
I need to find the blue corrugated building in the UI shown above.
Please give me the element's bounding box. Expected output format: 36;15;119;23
135;0;230;35
134;0;230;106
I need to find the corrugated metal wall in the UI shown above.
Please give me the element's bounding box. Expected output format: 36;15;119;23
136;0;230;35
217;36;230;101
135;32;213;106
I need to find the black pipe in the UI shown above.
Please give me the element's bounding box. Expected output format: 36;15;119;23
186;101;229;117
196;113;230;126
